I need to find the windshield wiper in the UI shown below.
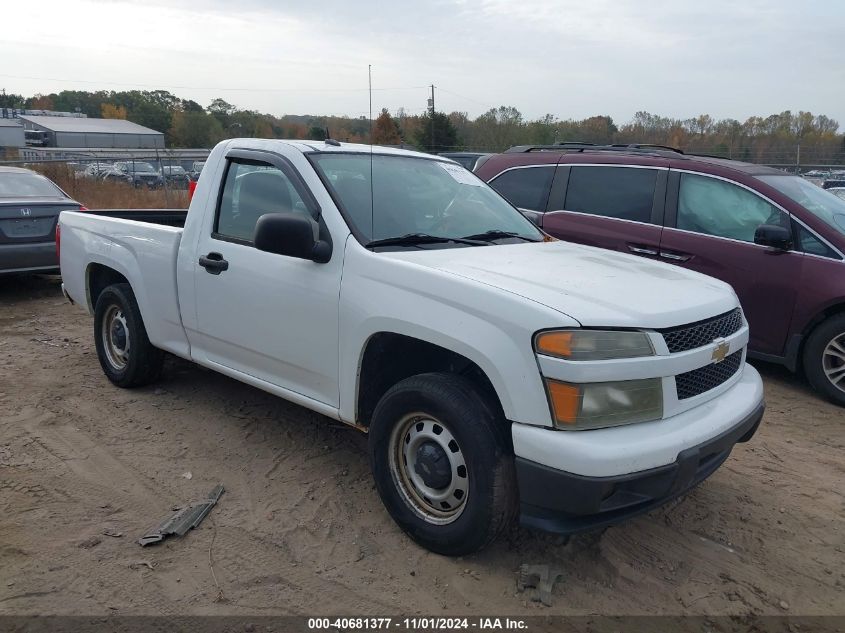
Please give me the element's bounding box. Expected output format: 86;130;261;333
460;230;540;243
365;233;489;248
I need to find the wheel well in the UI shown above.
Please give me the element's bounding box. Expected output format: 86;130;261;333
356;333;504;427
87;264;129;311
795;302;845;368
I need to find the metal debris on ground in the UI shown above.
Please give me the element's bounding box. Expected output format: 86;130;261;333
517;563;565;607
138;484;224;547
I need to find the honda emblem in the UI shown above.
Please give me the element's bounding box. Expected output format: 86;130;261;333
20;208;31;217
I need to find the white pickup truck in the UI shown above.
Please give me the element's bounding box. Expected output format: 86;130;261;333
59;139;765;555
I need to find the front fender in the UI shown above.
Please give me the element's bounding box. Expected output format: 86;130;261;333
337;245;575;427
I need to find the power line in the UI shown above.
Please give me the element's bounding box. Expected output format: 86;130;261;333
0;73;428;94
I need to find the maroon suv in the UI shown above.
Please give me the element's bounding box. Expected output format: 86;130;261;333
477;143;845;406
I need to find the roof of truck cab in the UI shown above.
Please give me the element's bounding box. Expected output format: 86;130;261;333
271;140;446;161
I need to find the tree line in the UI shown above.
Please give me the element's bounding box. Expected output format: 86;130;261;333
2;89;843;165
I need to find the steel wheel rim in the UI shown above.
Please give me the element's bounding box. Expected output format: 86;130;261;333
388;413;469;525
822;332;845;394
102;305;130;371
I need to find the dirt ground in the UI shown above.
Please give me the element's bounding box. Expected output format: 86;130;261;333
0;275;842;617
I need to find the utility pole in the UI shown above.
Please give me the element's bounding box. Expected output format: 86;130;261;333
428;84;435;152
796;142;801;175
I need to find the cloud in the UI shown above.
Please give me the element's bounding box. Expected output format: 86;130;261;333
2;0;842;126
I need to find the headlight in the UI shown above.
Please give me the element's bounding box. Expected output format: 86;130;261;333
545;378;663;430
535;329;654;361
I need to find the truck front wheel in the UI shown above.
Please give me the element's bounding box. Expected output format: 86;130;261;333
368;373;517;555
94;283;164;388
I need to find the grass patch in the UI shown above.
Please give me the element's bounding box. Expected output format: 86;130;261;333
32;163;189;210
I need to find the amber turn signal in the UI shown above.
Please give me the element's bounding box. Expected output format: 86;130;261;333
535;331;573;358
546;380;580;425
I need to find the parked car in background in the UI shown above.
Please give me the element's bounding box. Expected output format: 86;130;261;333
478;143;845;406
189;161;205;182
80;162;115;179
822;176;845;190
58;139;764;554
111;161;164;189
827;187;845;202
162;165;190;189
0;166;85;274
438;152;492;171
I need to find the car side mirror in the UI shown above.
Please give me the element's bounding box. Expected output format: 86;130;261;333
519;208;543;228
254;213;332;263
754;224;792;251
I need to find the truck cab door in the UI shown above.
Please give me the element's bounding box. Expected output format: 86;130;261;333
189;149;342;409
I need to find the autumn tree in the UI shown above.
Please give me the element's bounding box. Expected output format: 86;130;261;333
372;108;401;145
101;103;127;119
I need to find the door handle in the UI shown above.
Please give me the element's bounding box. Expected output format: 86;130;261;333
659;251;691;262
627;244;659;256
198;252;229;274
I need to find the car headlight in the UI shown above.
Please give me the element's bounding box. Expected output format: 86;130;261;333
535;329;654;361
545;378;663;430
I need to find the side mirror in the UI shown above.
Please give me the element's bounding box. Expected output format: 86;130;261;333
754;224;792;251
519;208;543;228
254;213;332;263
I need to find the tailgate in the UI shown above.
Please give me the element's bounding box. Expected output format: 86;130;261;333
0;202;77;244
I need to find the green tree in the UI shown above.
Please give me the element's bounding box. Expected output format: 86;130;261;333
308;126;327;141
0;92;24;109
413;111;459;152
169;111;225;148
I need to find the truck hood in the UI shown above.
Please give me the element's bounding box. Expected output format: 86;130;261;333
388;241;738;329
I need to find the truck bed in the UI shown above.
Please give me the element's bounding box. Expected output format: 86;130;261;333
85;209;188;228
59;209;191;358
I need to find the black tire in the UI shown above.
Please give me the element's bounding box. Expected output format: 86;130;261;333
802;314;845;406
368;372;517;556
93;283;164;388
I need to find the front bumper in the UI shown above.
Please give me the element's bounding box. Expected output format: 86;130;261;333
514;366;764;534
516;400;763;534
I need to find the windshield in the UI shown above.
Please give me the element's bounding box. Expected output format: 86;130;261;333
757;175;845;236
125;162;157;173
310;153;543;246
0;172;65;198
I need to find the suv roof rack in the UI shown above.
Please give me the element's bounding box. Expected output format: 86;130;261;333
503;143;686;158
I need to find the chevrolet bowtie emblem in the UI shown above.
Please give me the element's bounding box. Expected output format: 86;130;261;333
711;341;730;363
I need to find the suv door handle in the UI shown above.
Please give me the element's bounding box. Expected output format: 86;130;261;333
198;252;229;274
659;251;691;262
627;244;659;256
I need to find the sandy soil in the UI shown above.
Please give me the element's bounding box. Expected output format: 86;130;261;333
0;275;842;617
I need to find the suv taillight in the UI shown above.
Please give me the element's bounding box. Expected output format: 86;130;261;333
55;223;61;260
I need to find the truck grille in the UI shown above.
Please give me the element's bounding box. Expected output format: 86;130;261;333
676;350;743;400
661;308;743;353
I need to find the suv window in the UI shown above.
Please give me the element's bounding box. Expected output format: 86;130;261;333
215;159;309;243
564;166;657;223
795;224;841;259
678;173;789;243
489;166;553;212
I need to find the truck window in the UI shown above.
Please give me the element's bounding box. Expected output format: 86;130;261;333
564;166;657;223
488;166;554;212
678;173;789;243
215;160;309;243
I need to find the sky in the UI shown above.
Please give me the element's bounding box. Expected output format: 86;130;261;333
3;0;844;126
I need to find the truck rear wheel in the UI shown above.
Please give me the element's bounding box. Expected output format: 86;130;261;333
94;283;164;388
368;373;517;555
803;314;845;407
